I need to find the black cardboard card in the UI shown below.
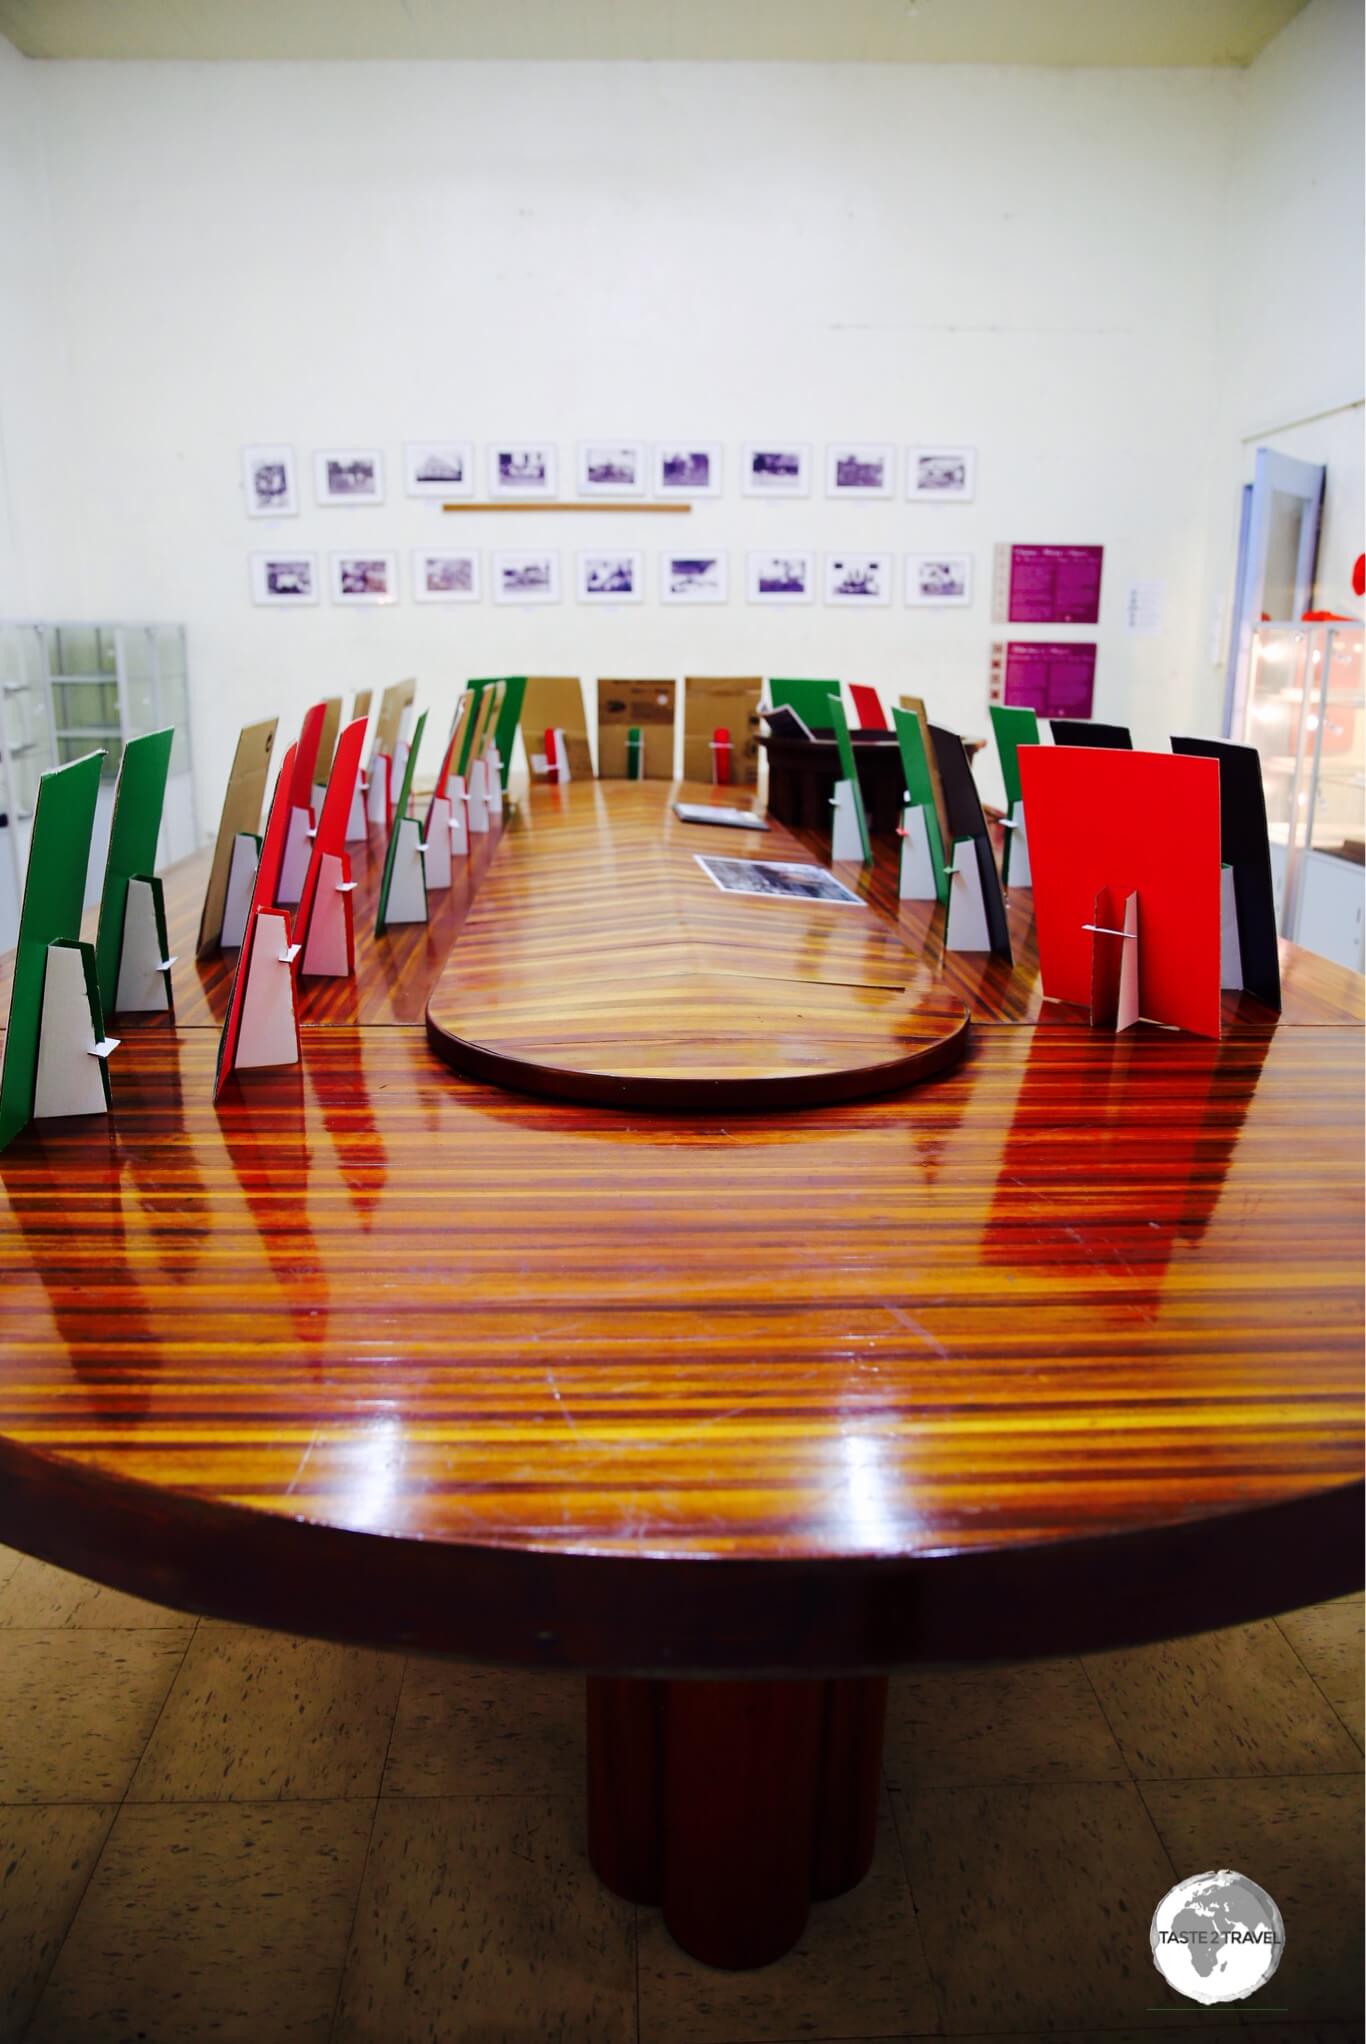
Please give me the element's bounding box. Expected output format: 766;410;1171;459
929;722;1013;963
1049;719;1133;749
1171;734;1282;1011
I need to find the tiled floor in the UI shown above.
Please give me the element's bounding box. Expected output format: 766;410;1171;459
0;1547;1360;2043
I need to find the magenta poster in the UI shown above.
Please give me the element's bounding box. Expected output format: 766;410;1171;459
1000;641;1097;720
1006;544;1104;624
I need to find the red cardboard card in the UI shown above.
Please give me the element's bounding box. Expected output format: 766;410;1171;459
1018;746;1222;1039
847;684;888;731
214;742;299;1095
290;702;327;809
292;716;366;972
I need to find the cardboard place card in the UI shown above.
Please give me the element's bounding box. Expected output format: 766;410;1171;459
214;741;302;1097
93;726;175;1017
293;715;367;977
891;704;949;904
375;709;429;934
370;678;415;780
683;676;761;785
196;717;277;957
1171;735;1281;1012
767;678;840;733
521;676;590;778
598;678;677;779
929;723;1012;962
1049;718;1132;749
277;699;329;905
847;683;888;731
988;702;1041;889
826;694;872;864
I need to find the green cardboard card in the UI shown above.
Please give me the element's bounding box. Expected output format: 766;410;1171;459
989;703;1040;813
768;678;841;731
827;695;872;864
459;681;495;776
891;705;948;902
491;677;527;791
375;708;428;936
0;751;106;1153
94;727;174;1013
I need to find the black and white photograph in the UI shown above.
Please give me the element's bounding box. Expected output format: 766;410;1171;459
488;444;558;497
576;442;646;498
905;551;974;606
404;441;474;499
742;444;811;497
694;856;862;906
824;552;892;606
746;551;815;604
242;444;297;518
653;444;721;498
660;553;728;605
314;449;384;505
330;551;397;605
825;443;894;499
413;550;480;603
576;551;644;603
492;551;560;604
906;445;976;502
249;551;318;605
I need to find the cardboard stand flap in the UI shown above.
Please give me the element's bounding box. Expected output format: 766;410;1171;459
988;703;1040;889
375;710;429;936
485;745;504;817
195;717;277;958
423;796;454;891
1086;886;1140;1032
447;775;469;856
929;722;1013;962
897;801;939;901
113;875;175;1014
944;838;993;952
33;940;117;1123
214;742;303;1097
466;759;490;835
367;754;391;827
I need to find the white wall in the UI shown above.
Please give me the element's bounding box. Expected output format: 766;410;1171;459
0;37;66;618
1;55;1240;824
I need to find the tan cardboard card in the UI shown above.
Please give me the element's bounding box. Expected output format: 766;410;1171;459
521;677;591;776
898;694;951;863
312;697;344;789
683;676;762;785
372;679;415;767
195;718;278;957
598;678;677;779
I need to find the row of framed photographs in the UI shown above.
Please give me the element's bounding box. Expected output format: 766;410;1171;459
251;549;975;608
242;442;976;514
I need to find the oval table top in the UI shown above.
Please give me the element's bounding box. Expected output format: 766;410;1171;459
0;777;1360;1672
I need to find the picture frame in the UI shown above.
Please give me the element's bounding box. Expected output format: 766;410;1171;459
746;551;815;604
906;446;976;502
660;552;728;605
742;444;811;498
242;445;297;518
488;445;558;498
824;553;893;607
825;443;894;500
314;449;385;506
249;552;319;606
576;442;647;498
330;552;398;605
492;552;561;605
404;442;474;499
905;552;974;606
413;550;480;603
576;551;644;604
653;444;721;499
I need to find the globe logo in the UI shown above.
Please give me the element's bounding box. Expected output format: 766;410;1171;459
1150;1869;1285;2005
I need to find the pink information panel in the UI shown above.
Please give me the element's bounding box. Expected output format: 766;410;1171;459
1001;544;1104;624
991;640;1097;720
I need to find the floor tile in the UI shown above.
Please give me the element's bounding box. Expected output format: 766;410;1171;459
0;1803;115;2041
1277;1596;1365;1751
334;1794;634;2044
127;1622;403;1802
0;1631;187;1802
0;1554;196;1631
884;1657;1127;1788
1084;1621;1362;1780
638;1789;938;2042
27;1800;371;2043
1142;1775;1365;2023
896;1779;1208;2034
382;1658;583;1796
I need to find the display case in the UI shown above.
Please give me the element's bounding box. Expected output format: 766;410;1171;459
1244;619;1364;973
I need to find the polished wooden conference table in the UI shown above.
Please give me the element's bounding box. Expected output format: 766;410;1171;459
0;776;1361;1968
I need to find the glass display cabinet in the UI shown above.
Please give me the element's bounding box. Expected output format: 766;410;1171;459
1244;619;1364;973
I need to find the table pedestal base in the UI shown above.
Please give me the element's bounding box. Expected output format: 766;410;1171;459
586;1674;888;1969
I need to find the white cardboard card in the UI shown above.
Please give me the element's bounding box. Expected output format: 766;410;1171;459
423;796;453;890
277;803;313;905
447;774;469;855
385;816;428;925
346;775;368;842
897;802;938;900
221;832;259;949
1220;863;1243;990
1005;800;1032;888
113;875;173;1013
1117;889;1141;1032
367;755;390;826
830;778;863;862
466;760;490;835
945;837;991;952
236;910;301;1071
34;943;116;1121
485;745;504;817
301;852;354;977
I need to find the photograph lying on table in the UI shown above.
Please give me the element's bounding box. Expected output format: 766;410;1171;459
747;552;815;604
695;856;861;905
826;443;894;499
413;550;480;603
577;552;644;603
242;444;297;518
906;552;974;606
742;444;810;497
906;445;975;502
576;442;646;497
250;551;319;605
314;449;384;505
654;444;720;498
489;444;557;497
661;553;728;605
825;553;892;606
331;552;397;605
404;442;473;498
492;551;560;605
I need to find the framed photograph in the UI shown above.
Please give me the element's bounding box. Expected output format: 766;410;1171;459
250;552;318;605
906;552;974;606
314;448;384;506
825;443;894;500
577;551;644;604
825;553;892;607
576;442;646;498
660;552;728;605
330;552;397;605
492;552;560;605
413;550;480;603
488;445;557;498
746;551;815;604
906;445;976;502
242;445;297;518
404;442;473;499
742;445;810;498
654;444;721;499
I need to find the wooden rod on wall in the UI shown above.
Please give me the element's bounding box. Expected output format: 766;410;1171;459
442;501;692;513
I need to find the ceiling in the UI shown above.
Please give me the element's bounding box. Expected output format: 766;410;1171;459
0;0;1310;66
